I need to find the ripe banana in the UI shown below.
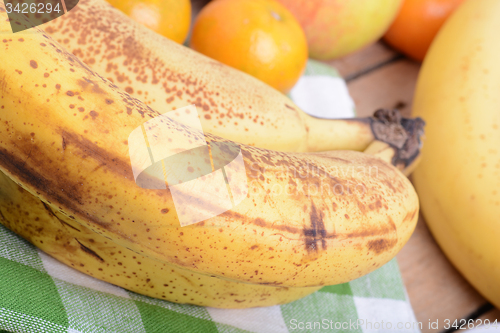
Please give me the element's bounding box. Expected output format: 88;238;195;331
0;171;320;308
42;0;384;153
0;7;420;304
412;0;500;308
0;117;421;308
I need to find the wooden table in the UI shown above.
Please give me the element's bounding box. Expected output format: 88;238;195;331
327;42;500;333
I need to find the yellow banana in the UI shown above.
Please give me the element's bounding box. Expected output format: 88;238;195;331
0;136;414;308
412;0;500;308
0;171;320;308
42;0;381;153
0;9;420;297
0;125;418;309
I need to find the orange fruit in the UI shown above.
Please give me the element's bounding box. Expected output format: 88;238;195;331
190;0;308;93
383;0;465;62
106;0;191;44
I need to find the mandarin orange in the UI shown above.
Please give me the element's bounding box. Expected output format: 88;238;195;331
106;0;191;44
383;0;464;62
190;0;308;93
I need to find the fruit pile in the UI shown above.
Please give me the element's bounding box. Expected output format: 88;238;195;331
0;0;425;309
103;0;463;91
97;0;408;93
0;0;498;314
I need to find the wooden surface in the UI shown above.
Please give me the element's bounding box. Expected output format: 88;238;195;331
328;42;500;333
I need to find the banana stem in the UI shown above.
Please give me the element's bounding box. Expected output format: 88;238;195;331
361;109;425;176
303;109;425;156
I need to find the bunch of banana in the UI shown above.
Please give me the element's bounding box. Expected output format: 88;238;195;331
412;0;500;308
0;4;423;308
41;0;377;153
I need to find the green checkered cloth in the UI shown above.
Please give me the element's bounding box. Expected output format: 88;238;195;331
0;60;420;333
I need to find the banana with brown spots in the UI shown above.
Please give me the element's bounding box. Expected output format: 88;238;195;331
0;171;321;308
0;8;421;307
43;0;394;153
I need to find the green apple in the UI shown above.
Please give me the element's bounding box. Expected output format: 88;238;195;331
276;0;403;60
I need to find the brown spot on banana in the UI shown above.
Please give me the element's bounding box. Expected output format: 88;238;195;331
75;238;104;262
76;78;106;95
345;218;397;240
303;202;327;253
367;238;398;255
41;201;80;232
404;209;418;223
89;110;99;120
0;69;7;94
0;145;113;230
